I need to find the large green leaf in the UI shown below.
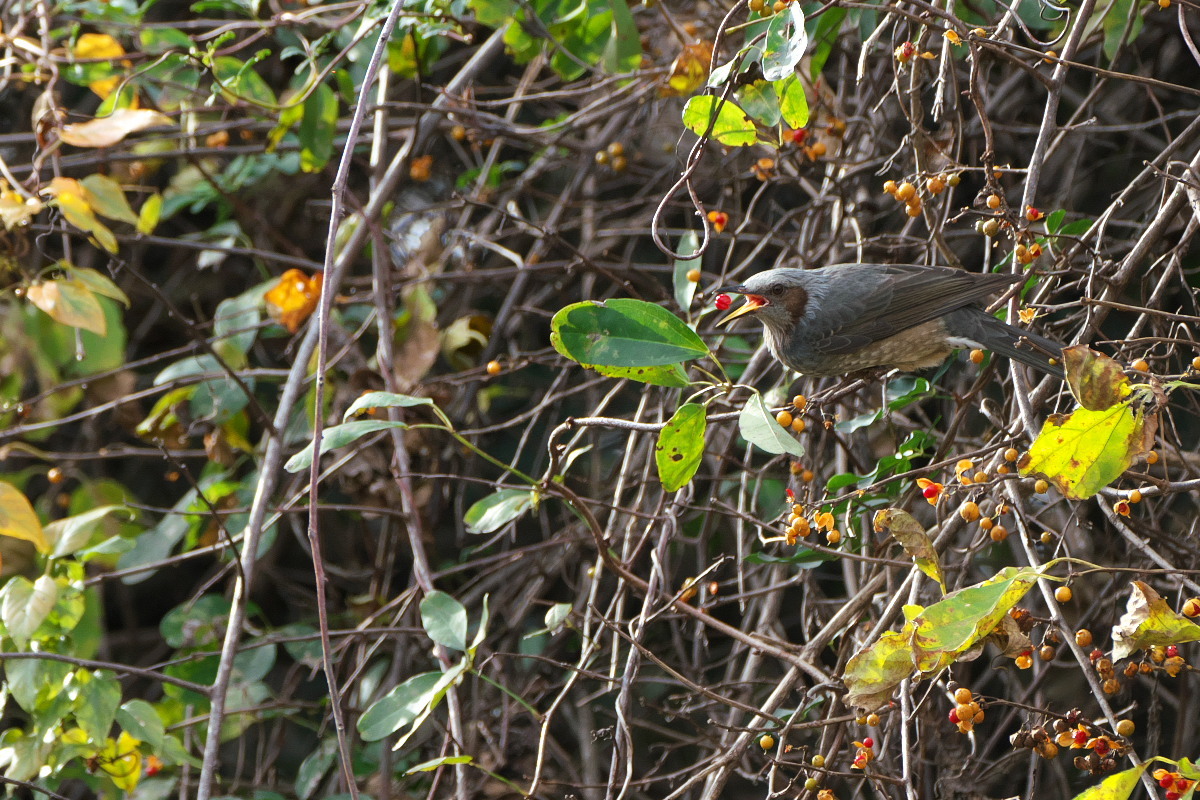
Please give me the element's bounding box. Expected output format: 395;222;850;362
551;298;710;367
421;591;468;652
655;404;706;491
681;95;757;146
464;488;536;534
738;393;804;458
285;420;409;472
357;671;442;741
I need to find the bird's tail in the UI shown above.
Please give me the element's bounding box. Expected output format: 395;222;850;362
945;308;1065;379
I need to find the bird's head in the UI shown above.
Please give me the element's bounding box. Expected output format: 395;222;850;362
717;268;813;334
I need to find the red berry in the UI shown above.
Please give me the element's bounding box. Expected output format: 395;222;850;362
862;737;874;748
715;293;732;311
1073;730;1088;746
922;484;940;499
1162;776;1177;788
1166;644;1179;658
948;709;960;723
1166;792;1181;800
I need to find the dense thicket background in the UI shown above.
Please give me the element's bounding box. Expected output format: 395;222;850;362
1;0;1199;798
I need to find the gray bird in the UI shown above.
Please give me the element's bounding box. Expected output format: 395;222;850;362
718;263;1063;378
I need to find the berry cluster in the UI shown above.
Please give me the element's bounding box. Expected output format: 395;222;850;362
1010;710;1132;773
882;173;958;218
947;686;985;733
1154;769;1196;800
785;504;839;546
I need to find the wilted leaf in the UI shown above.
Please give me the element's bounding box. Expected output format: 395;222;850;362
655;403;706;491
137;193;162;234
0;482;49;553
551;298;710;367
0;189;43;230
27;280;108;334
58;109;172;148
843;626;917;711
663;41;712;96
65;264;130;306
264;268;323;333
464;488;536;534
873;509;946;593
681;95;758;146
1111;581;1200;660
44;177;118;252
1062;345;1131;411
81;174;139;224
738;392;804;458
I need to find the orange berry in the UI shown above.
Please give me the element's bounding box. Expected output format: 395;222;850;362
801;469;814;482
1115;719;1135;736
990;525;1008;542
759;733;775;750
883;180;899;196
1034;479;1049;493
486;360;502;376
686;268;701;283
1039;645;1056;661
595;150;610;165
1015;653;1033;669
1182;597;1200;617
905;202;922;217
954;687;973;704
959;501;980;522
986;193;1002;209
776;410;794;428
808;141;827;158
1075;629;1093;647
792;394;808;410
927;176;946;195
790;417;807;433
1128;489;1143;503
825;529;841;545
896;182;917;202
979;517;994;531
1004;447;1019;462
1146;450;1159;464
47;466;65;484
450;124;467;141
1192;355;1200;371
1054;586;1072;603
1131;358;1150;372
969;349;985;364
973;471;988;484
611;155;628;172
607;142;625;157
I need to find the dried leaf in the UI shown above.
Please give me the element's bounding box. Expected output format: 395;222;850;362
59;109;172;148
264;269;323;333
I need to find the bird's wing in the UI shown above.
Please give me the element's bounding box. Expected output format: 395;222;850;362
809;265;1022;355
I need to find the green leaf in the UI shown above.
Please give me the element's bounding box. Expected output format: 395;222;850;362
655;404;706;491
738;393;804;458
737;81;780;127
45;505;131;558
357;671;442;741
1;575;58;647
212;56;277;108
116;700;166;750
81;174;139;224
343;391;437;422
296;739;338;800
299;83;338;172
743;549;832;569
681;95;758;146
672;231;701;313
284;419;409;473
551;298;710;367
464;488;535;534
583;362;692;387
775;75;810;129
62;264;130;307
761;4;808;81
71;669;122;742
807;7;846;80
406;755;474;774
421;591;468;651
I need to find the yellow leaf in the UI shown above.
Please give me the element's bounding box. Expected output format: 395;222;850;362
80;174;138;224
0;189;43;230
137;193;162;234
43;178;119;252
1062;345;1131;411
58;109;172;149
843;626;917;711
264;269;323;333
0;481;49;553
662;41;713;97
74;33;125;60
99;732;142;792
26;279;107;334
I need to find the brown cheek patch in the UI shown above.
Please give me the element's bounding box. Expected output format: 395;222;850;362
782;286;809;318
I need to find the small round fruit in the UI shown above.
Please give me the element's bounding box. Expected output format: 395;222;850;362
486;360;502;376
1034;479;1049;493
804;777;820;791
759;733;775;750
595;150;610;165
450;124;467;141
866;712;880;726
809;141;827;158
959;501;980;522
801;469;814;482
973;471;988;484
607;142;625;157
970;349;985;364
1165;644;1179;658
1055;586;1073;603
791;417;807;433
1131;358;1150;372
1015;653;1033;669
905;201;922;217
927;176;946;195
715;293;732;311
686;268;701;283
1039;645;1056;661
811;754;826;768
1075;629;1093;647
791;394;808;410
862;737;874;748
1146;450;1159;464
611;155;628;172
947;173;961;187
954;687;973;704
1115;719;1135;736
979;517;994;531
1193;355;1200;371
896;182;916;202
825;529;842;545
47;466;65;484
1004;447;1019;462
990;525;1008;542
1182;598;1200;618
1128;489;1143;503
776;410;794;428
1040;531;1053;544
982;218;1001;237
883;179;898;196
986;193;1002;209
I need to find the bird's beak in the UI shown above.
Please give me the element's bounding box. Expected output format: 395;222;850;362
717;288;766;327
